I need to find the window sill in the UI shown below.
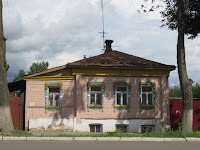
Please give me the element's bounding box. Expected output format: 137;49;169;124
88;105;103;108
45;107;62;110
140;105;155;109
114;106;129;109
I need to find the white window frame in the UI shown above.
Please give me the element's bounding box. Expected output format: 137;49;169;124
141;86;154;106
115;86;128;106
89;86;102;106
47;87;60;107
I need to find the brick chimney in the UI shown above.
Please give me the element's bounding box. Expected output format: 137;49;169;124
104;40;113;53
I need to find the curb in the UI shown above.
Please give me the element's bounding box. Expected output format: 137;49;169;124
97;137;120;141
141;138;165;142
27;137;51;141
164;138;186;142
186;138;200;142
120;137;143;141
3;137;27;141
74;137;97;141
50;137;73;141
0;137;199;142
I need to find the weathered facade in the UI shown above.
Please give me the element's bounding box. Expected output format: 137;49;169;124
24;40;175;133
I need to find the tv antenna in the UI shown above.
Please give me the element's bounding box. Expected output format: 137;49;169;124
99;0;108;51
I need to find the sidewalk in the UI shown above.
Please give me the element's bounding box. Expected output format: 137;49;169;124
1;131;200;142
1;136;200;142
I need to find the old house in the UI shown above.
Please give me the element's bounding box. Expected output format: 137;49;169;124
24;40;175;133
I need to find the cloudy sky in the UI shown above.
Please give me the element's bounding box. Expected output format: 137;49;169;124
3;0;200;86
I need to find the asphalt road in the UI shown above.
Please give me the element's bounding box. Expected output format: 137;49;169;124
0;141;200;150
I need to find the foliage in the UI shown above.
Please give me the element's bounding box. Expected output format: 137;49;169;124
169;85;182;97
13;70;25;81
13;61;49;81
140;0;200;39
192;82;200;98
0;128;3;132
161;0;200;39
27;61;49;75
169;82;200;98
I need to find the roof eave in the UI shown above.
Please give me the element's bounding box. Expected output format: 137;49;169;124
67;65;176;71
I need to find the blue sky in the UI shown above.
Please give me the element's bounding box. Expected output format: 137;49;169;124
3;0;200;86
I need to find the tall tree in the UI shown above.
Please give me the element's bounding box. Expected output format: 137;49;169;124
27;61;49;75
176;0;193;133
0;0;14;132
13;69;25;81
140;0;200;132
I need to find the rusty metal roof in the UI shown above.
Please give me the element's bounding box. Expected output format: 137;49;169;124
67;50;176;70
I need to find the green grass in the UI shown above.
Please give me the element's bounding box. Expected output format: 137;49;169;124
141;130;200;138
49;130;200;138
1;129;200;138
8;130;33;137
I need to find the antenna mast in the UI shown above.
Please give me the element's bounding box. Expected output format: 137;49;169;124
99;0;107;50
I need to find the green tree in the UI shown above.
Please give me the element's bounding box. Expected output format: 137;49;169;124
27;61;49;75
169;82;200;98
13;61;49;81
13;69;25;81
140;0;200;132
169;85;182;97
0;0;14;132
192;82;200;98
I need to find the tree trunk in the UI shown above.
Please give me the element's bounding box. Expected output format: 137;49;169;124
0;0;14;132
177;0;193;133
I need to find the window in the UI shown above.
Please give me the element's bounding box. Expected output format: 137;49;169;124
90;124;102;132
47;87;60;107
139;81;156;110
116;87;128;106
141;86;153;106
44;82;63;111
113;81;131;111
141;125;155;133
15;92;20;97
87;81;104;111
90;86;102;106
116;125;128;133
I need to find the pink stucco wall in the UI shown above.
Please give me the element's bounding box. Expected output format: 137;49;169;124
25;75;170;130
25;80;75;130
75;75;170;124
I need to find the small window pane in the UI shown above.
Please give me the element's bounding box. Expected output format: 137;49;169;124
15;92;20;97
96;125;101;132
90;93;95;105
122;93;127;105
142;93;146;105
117;93;121;105
96;93;102;105
91;86;101;91
55;94;60;106
49;88;60;93
90;125;95;132
142;86;152;92
48;94;53;106
148;93;153;105
117;87;127;92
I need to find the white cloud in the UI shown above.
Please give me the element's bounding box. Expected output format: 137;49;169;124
3;0;200;85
